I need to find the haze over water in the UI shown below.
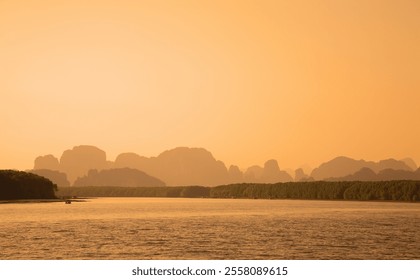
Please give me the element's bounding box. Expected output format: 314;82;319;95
1;0;419;263
1;0;419;171
1;198;418;260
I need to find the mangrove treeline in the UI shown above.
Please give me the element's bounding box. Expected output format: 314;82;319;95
57;181;420;202
0;170;57;200
56;186;208;198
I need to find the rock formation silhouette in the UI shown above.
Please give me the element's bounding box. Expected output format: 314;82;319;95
34;155;60;170
260;159;293;183
29;169;70;187
326;167;420;181
243;160;292;183
310;156;413;180
294;168;311;181
377;168;420;181
59;145;108;184
114;147;230;186
114;152;149;170
73;168;165;187
326;167;377;181
33;145;419;186
150;147;229;186
374;159;413;173
244;165;264;182
401;157;418;171
228;165;244;183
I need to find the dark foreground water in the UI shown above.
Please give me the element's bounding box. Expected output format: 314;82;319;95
0;198;419;259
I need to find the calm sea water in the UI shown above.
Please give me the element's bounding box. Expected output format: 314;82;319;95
0;198;419;259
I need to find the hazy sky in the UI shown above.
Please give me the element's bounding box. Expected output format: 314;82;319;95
1;0;419;171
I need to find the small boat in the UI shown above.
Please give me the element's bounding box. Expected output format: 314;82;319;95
65;200;72;204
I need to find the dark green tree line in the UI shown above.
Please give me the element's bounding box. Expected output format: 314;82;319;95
0;170;57;199
56;181;420;202
210;181;420;201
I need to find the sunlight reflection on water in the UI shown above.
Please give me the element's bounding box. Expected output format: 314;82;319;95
0;198;419;259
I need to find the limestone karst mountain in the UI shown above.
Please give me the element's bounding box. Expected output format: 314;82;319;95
326;167;378;181
114;152;149;170
310;156;413;181
375;159;413;173
34;155;60;170
133;147;230;186
34;145;111;184
243;160;292;183
60;145;109;183
326;167;420;181
36;146;232;186
228;165;244;183
376;168;420;181
401;157;418;171
294;168;312;182
29;169;70;187
73;168;165;187
260;159;293;183
244;165;264;182
33;145;419;186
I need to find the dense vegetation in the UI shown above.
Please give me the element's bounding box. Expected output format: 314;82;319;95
210;181;420;201
0;170;57;199
57;181;420;201
57;186;209;198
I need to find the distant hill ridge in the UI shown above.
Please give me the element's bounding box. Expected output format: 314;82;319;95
310;156;415;180
73;168;165;187
326;167;420;181
32;145;418;186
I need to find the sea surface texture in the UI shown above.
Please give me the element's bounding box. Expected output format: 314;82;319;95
0;198;419;259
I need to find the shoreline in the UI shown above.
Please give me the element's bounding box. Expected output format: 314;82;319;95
55;181;420;203
42;196;420;204
1;196;419;204
0;199;64;204
0;198;87;204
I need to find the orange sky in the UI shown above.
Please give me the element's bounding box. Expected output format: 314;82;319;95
1;0;419;171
